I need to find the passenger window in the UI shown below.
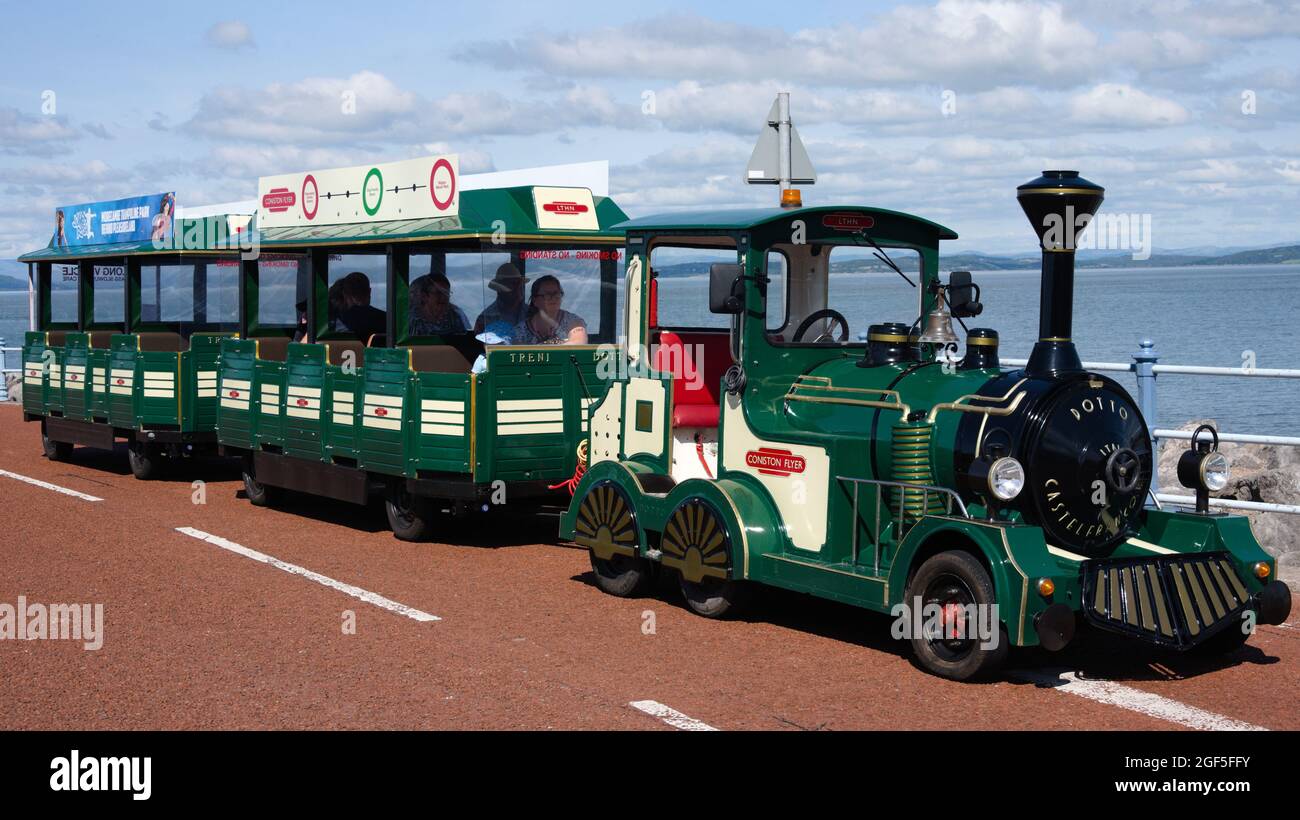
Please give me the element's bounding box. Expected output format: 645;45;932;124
649;245;739;330
764;244;924;345
325;253;387;340
92;264;125;325
468;246;614;344
139;263;238;327
49;264;79;324
764;251;787;332
408;252;481;339
256;255;308;329
826;246;924;337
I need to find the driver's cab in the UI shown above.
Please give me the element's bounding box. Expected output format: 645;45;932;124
597;206;958;496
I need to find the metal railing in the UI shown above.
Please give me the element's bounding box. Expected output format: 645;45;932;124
1005;338;1300;516
0;337;22;402
836;475;970;574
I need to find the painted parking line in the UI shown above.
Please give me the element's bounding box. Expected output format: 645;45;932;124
1011;668;1267;731
0;468;103;502
629;700;718;731
175;527;440;622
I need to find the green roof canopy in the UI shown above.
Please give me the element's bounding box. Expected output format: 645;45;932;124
615;204;958;240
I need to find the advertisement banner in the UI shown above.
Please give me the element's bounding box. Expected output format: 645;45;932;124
53;193;175;249
256;155;458;229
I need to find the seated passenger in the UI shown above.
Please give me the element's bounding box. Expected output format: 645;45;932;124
473;263;528;338
512;275;587;345
336;271;386;340
409;274;469;336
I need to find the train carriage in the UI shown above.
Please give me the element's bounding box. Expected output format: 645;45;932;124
561;171;1293;680
18;212;247;478
219;156;629;538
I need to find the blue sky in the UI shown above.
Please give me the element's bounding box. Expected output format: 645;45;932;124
2;0;1298;258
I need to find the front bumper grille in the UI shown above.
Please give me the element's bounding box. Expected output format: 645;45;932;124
1081;552;1251;649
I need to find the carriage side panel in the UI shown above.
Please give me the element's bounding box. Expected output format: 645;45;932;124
284;343;328;462
413;371;473;475
216;339;257;451
107;336;137;427
21;332;48;417
479;347;611;484
358;348;410;477
60;333;90;421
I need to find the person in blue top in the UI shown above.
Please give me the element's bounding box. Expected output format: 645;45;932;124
473;263;528;337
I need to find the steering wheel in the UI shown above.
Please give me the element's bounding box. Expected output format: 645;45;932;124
792;308;850;343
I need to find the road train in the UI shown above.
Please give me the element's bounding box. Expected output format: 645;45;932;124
18;158;1291;679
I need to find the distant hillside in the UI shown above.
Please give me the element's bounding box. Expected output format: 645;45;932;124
0;275;27;290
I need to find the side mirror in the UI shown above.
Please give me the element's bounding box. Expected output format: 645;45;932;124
709;263;744;314
948;270;983;318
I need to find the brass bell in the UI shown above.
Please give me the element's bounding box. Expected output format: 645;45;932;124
918;287;959;345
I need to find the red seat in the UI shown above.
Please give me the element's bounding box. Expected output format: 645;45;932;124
653;330;728;428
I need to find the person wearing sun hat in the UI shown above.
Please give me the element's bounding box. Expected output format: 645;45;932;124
473;262;529;339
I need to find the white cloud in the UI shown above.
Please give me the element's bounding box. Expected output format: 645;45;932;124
186;71;644;145
458;3;1105;91
0;107;81;156
1068;84;1190;128
205;21;255;50
188;71;418;143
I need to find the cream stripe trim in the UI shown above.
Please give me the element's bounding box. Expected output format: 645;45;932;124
498;422;564;435
1046;544;1087;562
421;423;465;437
421;399;464;412
498;398;563;410
1127;537;1176;555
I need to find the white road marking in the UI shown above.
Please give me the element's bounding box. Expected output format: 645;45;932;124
0;469;103;502
629;700;718;731
175;527;440;622
1010;668;1267;731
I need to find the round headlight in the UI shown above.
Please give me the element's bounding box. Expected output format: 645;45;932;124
1200;452;1231;492
989;457;1025;501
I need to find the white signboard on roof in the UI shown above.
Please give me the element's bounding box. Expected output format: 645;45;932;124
256;154;458;229
532;187;600;230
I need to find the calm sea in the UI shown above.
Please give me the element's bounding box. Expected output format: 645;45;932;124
3;263;1296;435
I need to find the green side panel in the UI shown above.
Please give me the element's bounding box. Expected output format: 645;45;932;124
87;348;111;419
189;334;227;433
20;333;47;416
283;343;328;462
358;348;410;476
478;347;611;483
413;371;473;474
215;339;257;451
45;344;65;415
107;337;137;427
137;352;181;429
60;333;90;421
325;367;361;461
254;358;287;447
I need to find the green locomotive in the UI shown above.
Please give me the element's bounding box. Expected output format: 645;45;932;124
561;172;1292;680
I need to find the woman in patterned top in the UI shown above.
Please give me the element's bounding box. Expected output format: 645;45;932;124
512;275;587;345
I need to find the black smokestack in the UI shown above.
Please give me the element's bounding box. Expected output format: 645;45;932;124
1017;170;1104;376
